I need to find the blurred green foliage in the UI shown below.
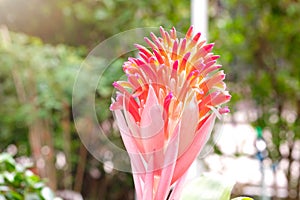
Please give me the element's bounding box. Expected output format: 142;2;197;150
210;0;300;156
0;0;190;47
210;1;300;198
0;0;300;199
0;153;58;200
0;30;82;152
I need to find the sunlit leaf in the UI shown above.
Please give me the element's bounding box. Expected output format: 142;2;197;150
180;174;235;200
232;197;253;200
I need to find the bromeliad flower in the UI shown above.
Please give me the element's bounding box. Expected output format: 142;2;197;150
110;26;231;200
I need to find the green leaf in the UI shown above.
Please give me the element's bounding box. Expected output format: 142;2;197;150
180;174;235;200
6;190;23;200
3;172;15;183
25;173;42;188
0;154;16;172
232;197;253;200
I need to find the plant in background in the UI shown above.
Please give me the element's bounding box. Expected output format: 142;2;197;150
110;26;233;199
0;153;60;200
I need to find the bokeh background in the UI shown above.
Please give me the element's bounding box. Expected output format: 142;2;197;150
0;0;300;199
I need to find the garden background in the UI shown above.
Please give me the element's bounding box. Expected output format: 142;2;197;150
0;0;300;199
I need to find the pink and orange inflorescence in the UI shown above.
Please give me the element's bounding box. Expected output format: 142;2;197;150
110;26;231;200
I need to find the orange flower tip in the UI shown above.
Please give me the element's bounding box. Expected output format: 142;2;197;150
139;52;148;61
187;70;200;80
172;60;179;70
164;92;173;110
134;43;140;48
153;49;164;64
186;26;194;39
180;38;187;50
128;57;135;64
144;37;152;44
172;39;178;50
220;73;226;80
109;104;115;111
204;60;217;68
197;40;206;48
170;27;177;39
205;65;221;74
182;52;191;64
219;107;230;114
112;82;124;92
159;26;165;34
211;55;220;61
203;43;215;52
171;42;178;59
166;91;173;99
225;94;232;101
150;32;159;43
135;59;145;67
112;81;118;87
149;57;156;64
202;65;222;76
134;43;145;51
192;32;201;43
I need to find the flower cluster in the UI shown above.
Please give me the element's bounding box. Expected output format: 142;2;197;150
110;26;231;200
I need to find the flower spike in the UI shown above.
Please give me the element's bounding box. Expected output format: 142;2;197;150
110;26;231;200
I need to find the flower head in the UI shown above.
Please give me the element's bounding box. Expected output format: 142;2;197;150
110;26;230;200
